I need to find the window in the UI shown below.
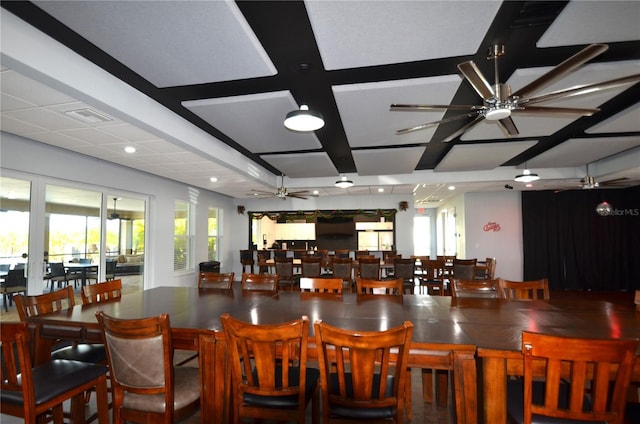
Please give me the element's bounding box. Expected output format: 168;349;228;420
207;208;220;261
174;201;193;271
0;177;31;270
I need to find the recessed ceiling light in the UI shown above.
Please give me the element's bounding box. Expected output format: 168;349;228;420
448;185;455;191
209;177;218;183
124;146;136;153
313;190;319;195
378;188;384;193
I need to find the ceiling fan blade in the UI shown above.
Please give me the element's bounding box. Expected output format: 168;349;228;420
251;189;276;195
458;61;495;100
512;44;609;99
522;73;640;106
497;116;519;136
514;105;600;116
390;103;478;111
287;193;308;199
442;114;485;142
600;177;629;185
395;112;479;135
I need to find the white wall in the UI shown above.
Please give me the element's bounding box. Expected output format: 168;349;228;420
464;191;523;280
1;133;236;291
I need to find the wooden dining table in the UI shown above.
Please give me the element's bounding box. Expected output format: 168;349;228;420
25;286;640;424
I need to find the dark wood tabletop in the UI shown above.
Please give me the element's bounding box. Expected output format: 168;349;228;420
26;286;639;424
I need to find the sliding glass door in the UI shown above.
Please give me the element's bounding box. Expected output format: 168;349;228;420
0;177;31;274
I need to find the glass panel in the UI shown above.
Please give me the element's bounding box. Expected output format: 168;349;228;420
174;201;191;271
208;208;219;261
106;195;145;289
0;177;31;273
413;216;431;256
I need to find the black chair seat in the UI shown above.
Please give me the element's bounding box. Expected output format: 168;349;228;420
328;373;395;420
506;379;601;424
244;367;319;408
51;343;107;364
0;359;108;407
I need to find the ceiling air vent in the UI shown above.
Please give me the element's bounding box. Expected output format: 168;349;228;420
64;108;113;124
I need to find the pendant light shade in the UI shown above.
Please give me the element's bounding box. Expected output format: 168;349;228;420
335;175;354;188
514;168;540;183
284;105;324;132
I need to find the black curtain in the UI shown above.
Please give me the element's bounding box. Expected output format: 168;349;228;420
522;186;640;291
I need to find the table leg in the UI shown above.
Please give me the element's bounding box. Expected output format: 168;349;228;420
453;350;478;424
482;356;506;424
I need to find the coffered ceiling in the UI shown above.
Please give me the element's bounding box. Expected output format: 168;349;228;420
1;1;639;206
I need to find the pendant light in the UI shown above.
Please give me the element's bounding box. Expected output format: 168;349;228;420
334;175;354;188
514;164;539;183
284;104;324;132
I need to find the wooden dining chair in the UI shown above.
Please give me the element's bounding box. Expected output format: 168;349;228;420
314;319;413;424
418;259;446;296
14;286;107;365
47;262;72;292
300;255;322;278
393;257;417;294
241;272;279;291
452;258;477;281
356;277;403;295
451;278;498;298
221;313;319;424
197;272;234;290
82;278;123;304
0;322;110;424
240;249;254;274
497;277;549;300
95;311;201;424
357;257;381;280
507;331;638;424
299;277;343;293
275;257;297;291
330;257;354;291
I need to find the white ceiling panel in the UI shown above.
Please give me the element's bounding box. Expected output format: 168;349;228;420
183;91;322;154
527;137;640;169
435;140;538;172
261;152;338;178
34;1;276;87
353;147;425;176
586;103;640;134
0;69;76;106
538;1;640;47
305;0;502;70
334;75;462;148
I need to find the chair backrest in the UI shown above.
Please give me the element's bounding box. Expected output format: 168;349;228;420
498;278;549;300
334;249;350;259
421;259;446;281
275;257;294;279
0;322;37;421
383;250;398;261
48;262;67;278
240;249;254;263
105;260;117;278
221;313;312;421
198;272;234;289
356;277;403;295
299;277;343;293
393;257;415;281
452;258;477;280
95;311;179;422
82;279;123;304
241;273;278;291
451;278;498;298
300;256;322;277
79;258;92;264
355;250;369;259
273;249;288;259
14;285;75;321
358;257;380;280
330;257;353;283
314;319;413;422
486;257;497;279
520;331;638;424
4;268;27;288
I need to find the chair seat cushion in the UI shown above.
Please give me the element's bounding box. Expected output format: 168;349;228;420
506;379;602;424
328;373;395;419
0;359;108;407
51;343;107;364
122;366;200;413
243;366;320;408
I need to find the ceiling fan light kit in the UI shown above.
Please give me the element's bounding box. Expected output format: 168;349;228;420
514;169;540;183
284;104;324;132
335;176;354;188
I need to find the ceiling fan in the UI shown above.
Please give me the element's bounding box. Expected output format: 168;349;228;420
391;44;640;141
555;166;631;192
248;175;312;200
